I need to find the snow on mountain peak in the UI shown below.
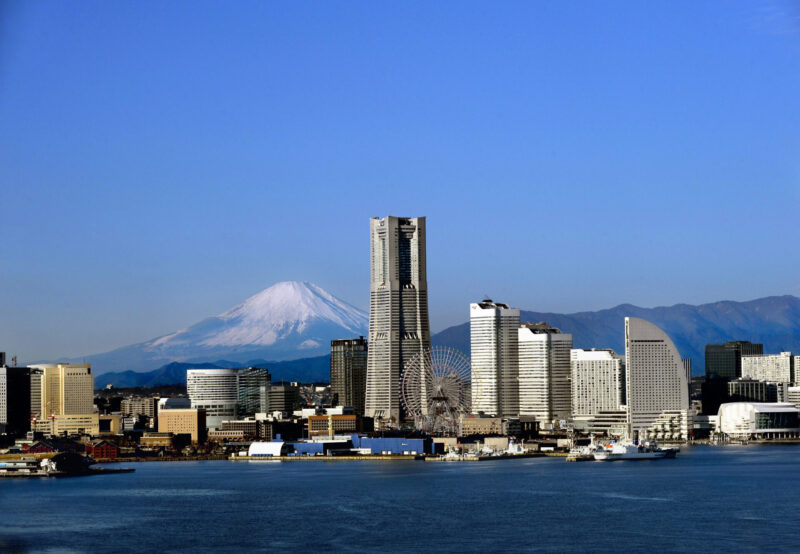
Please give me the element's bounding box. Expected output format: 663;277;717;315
149;281;368;350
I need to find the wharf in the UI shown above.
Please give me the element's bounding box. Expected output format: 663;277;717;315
230;454;424;461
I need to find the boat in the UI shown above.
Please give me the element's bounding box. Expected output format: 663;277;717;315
592;440;676;461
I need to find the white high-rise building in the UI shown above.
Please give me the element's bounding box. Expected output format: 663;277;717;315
365;216;430;424
187;368;239;430
741;352;795;384
570;349;624;417
518;323;572;428
469;300;520;417
625;317;690;440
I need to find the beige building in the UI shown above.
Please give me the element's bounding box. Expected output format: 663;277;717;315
158;408;207;443
52;414;99;436
459;415;504;436
29;364;95;435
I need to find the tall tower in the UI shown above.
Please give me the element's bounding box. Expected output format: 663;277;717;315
625;317;690;441
469;300;520;417
518;323;573;427
365;216;430;423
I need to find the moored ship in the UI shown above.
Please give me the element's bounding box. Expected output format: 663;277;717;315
592;440;677;461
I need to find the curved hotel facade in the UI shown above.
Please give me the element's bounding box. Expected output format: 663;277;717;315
625;317;690;440
187;368;239;430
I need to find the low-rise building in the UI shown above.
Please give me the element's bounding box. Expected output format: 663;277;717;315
307;414;363;437
85;440;119;459
717;402;800;439
52;414;99;436
157;408;206;443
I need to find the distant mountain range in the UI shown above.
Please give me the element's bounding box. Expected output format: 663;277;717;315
62;281;367;375
85;289;800;387
431;295;800;375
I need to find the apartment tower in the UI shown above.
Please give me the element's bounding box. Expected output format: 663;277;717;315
518;323;573;428
469;300;520;417
365;216;431;423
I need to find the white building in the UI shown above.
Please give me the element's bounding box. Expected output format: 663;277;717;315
518;323;572;428
625;317;690;441
717;402;800;439
187;369;239;430
365;216;431;424
469;300;520;417
570;349;624;417
741;352;795;384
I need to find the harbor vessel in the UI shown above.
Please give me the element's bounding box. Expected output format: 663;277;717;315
592;440;677;461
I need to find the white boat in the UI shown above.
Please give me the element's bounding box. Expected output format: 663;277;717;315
592;441;676;461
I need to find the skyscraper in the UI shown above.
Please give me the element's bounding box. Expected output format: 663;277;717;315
237;367;272;418
330;337;368;414
518;323;573;427
625;317;690;440
469;300;520;417
365;216;430;423
0;358;30;438
29;364;95;435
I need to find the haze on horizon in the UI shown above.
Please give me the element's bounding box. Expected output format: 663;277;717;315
1;1;799;362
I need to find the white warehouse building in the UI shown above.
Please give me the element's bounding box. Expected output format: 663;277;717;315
717;402;800;440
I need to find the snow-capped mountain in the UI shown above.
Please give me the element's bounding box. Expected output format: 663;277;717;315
71;281;368;374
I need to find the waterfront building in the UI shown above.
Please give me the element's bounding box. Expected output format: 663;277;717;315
570;349;624;419
29;364;94;435
705;341;763;380
365;216;431;424
470;300;520;417
157;408;207;443
0;361;30;438
518;323;573;428
625;318;690;441
741;352;795;384
237;367;271;418
728;378;778;403
269;384;301;413
458;415;505;436
330;337;367;415
717;402;800;440
785;387;800;411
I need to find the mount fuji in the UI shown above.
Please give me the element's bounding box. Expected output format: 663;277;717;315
70;281;368;374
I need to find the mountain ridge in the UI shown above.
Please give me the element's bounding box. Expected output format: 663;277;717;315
431;294;800;375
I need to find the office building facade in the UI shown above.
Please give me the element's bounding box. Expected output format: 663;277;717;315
705;341;763;380
330;337;368;414
570;349;624;418
187;368;239;430
29;364;94;434
0;364;31;437
470;300;520;417
518;323;573;427
728;378;778;403
625;318;690;440
237;367;271;418
365;216;431;423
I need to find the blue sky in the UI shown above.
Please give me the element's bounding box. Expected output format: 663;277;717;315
1;1;799;362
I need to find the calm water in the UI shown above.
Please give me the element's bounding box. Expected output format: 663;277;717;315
1;445;799;553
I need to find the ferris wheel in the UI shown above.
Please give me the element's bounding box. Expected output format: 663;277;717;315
401;346;472;435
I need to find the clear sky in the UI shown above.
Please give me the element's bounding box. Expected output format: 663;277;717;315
1;1;799;362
